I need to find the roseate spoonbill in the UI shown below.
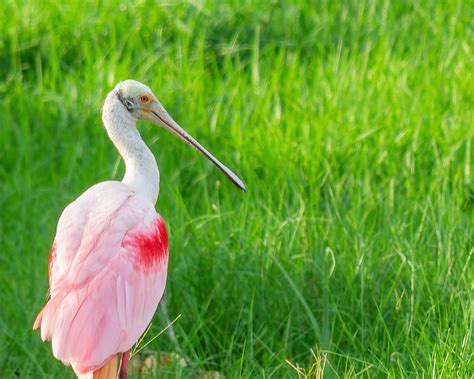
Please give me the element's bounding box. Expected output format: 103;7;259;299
33;80;245;378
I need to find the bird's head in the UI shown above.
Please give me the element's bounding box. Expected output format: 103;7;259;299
110;80;246;191
114;80;157;119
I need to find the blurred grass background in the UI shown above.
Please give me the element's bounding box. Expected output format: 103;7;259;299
0;0;472;377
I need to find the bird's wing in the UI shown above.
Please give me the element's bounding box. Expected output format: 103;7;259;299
33;181;168;375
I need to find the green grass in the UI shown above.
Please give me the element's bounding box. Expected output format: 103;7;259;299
0;0;472;377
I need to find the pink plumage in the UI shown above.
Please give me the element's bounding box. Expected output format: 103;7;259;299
34;80;245;378
34;182;168;376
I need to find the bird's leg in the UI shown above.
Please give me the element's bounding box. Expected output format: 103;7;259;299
118;351;130;379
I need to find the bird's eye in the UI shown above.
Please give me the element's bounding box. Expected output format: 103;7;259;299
140;95;150;103
125;100;134;109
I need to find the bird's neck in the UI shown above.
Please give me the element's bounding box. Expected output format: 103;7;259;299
102;97;160;204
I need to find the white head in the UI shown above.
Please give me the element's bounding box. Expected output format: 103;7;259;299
105;80;246;191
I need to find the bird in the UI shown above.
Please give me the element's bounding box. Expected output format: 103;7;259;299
33;80;246;378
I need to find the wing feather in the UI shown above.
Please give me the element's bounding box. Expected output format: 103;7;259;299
33;182;168;376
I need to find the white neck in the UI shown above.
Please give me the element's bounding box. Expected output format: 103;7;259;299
102;93;160;204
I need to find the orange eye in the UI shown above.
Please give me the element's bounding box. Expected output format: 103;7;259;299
140;95;150;103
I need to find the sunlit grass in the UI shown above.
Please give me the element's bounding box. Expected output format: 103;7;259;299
0;0;472;377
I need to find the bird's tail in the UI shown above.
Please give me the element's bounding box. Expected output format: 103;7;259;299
77;356;118;379
94;356;118;379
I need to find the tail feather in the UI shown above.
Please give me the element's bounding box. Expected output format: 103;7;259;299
33;309;44;330
32;290;69;341
77;356;117;379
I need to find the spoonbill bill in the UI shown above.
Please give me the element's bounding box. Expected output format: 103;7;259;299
33;80;245;378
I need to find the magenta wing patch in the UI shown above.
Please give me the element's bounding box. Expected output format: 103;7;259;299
123;216;168;270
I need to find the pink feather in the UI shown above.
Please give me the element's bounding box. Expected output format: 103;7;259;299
33;181;168;376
